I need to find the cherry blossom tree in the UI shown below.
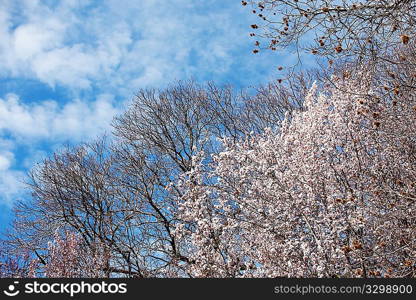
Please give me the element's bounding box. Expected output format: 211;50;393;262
1;231;109;278
174;68;416;277
41;231;110;278
0;243;32;278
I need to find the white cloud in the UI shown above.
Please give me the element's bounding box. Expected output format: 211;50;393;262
31;45;100;88
0;93;120;142
0;1;132;89
0;93;121;205
13;20;65;61
0;168;25;205
0;143;25;205
0;151;13;171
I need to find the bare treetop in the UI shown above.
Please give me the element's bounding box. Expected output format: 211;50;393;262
244;0;415;66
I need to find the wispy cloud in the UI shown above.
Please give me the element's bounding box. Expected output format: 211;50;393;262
0;92;120;205
0;139;25;205
0;0;271;92
0;93;119;142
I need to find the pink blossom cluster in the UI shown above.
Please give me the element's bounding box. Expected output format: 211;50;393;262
31;231;109;278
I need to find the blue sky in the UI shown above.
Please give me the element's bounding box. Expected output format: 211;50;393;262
0;0;301;230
